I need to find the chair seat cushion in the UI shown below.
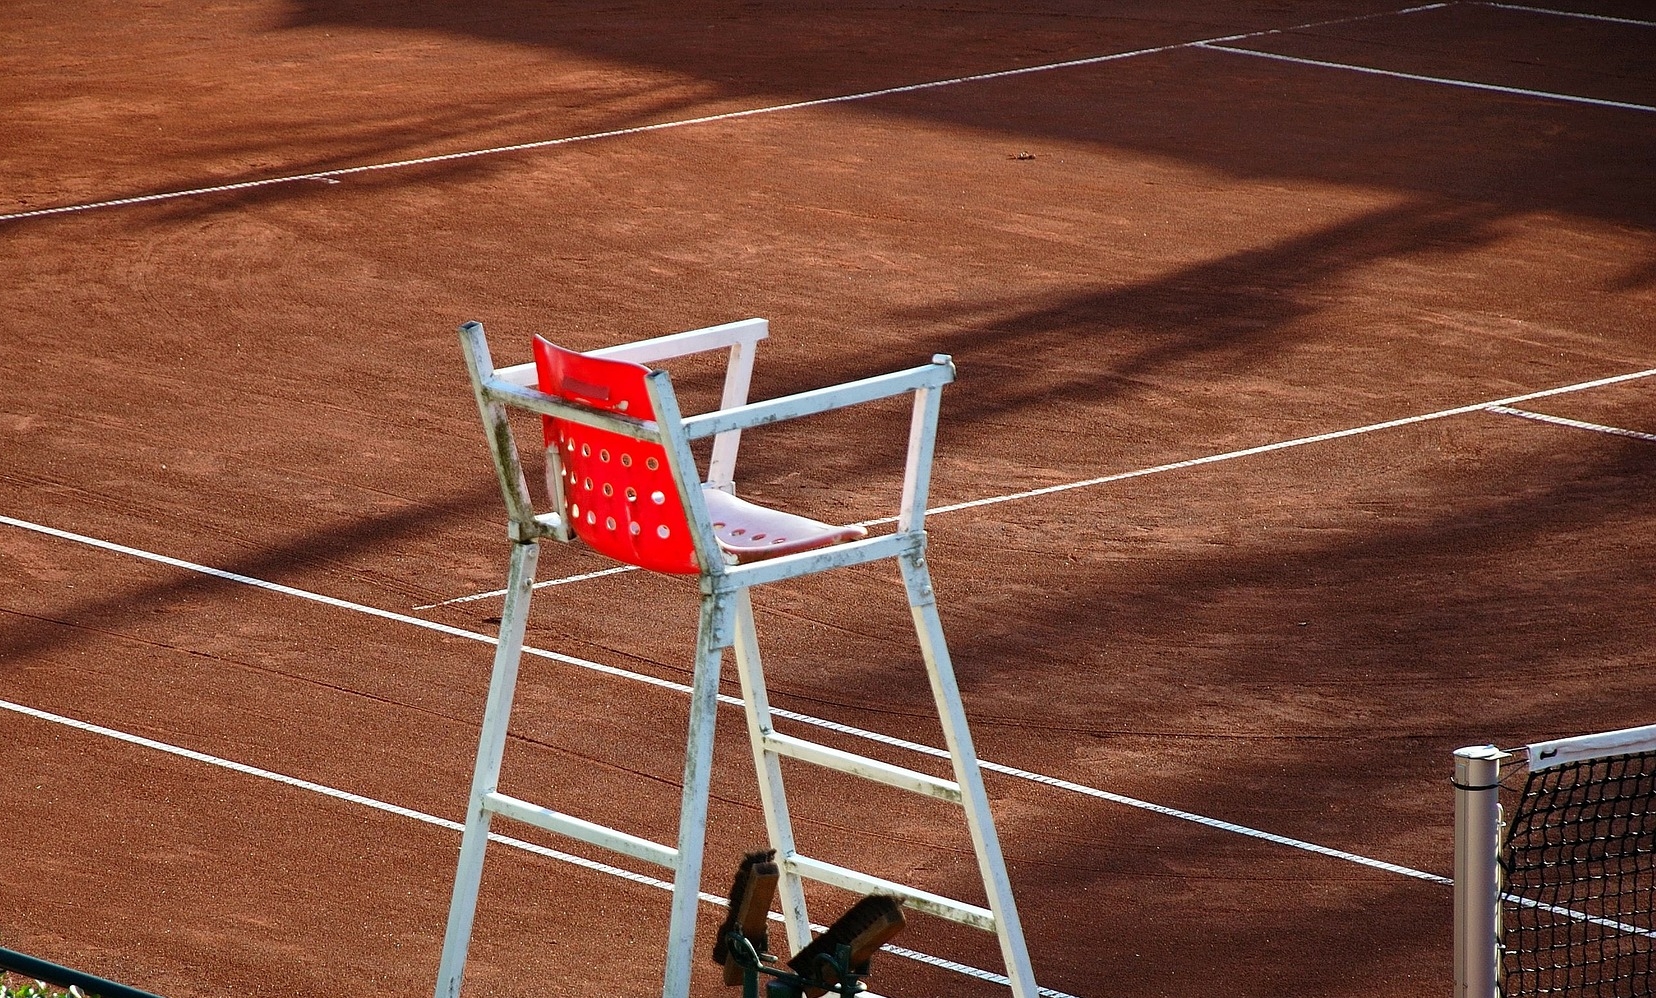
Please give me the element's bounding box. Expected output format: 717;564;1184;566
702;488;867;562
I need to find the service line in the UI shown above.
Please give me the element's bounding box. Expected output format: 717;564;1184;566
1489;405;1656;444
424;364;1656;606
1479;2;1656;28
1200;43;1656;113
0;3;1448;226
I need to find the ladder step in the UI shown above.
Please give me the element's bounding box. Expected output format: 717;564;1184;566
785;855;996;931
763;732;962;804
483;791;678;870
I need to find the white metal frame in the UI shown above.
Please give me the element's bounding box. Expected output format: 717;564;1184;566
437;318;1040;998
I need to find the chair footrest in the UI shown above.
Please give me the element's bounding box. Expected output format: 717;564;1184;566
764;732;962;803
484;791;678;869
784;855;996;931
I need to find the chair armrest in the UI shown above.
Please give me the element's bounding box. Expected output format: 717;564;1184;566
488;318;769;388
679;356;955;440
678;355;955;535
492;362;538;388
587;317;768;365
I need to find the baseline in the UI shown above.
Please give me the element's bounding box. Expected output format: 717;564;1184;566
0;3;1447;226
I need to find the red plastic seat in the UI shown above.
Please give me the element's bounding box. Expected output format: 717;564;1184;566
532;336;866;575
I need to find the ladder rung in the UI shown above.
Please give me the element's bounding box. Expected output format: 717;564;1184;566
483;791;678;870
764;732;962;804
785;854;996;931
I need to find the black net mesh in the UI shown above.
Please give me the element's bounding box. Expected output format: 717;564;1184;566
1499;748;1656;997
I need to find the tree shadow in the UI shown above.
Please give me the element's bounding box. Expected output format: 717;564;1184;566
0;480;499;672
1609;252;1656;292
277;0;1656;232
743;424;1656;758
54;81;738;229
716;424;1655;994
716;195;1512;493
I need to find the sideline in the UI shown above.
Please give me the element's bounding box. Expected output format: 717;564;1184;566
0;696;1081;998
1202;43;1656;113
0;510;1449;886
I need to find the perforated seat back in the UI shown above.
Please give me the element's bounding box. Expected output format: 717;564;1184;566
532;336;700;575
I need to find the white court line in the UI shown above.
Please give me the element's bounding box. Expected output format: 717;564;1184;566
916;365;1656;511
414;564;634;610
1200;43;1656;113
0;512;1449;888
4;698;1641;970
0;697;1078;998
15;692;1644;953
11;363;1656;957
1490;405;1656;443
1480;2;1656;28
0;3;1448;226
434;364;1656;603
1509;891;1656;941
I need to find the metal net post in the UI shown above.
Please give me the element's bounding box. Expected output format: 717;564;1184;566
1454;745;1508;998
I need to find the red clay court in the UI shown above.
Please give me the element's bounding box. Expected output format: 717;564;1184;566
2;2;1653;996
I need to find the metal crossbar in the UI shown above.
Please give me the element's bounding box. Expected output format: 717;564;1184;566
762;731;964;803
0;946;167;998
434;318;1039;998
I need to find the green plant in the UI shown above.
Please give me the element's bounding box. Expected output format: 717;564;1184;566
0;980;82;998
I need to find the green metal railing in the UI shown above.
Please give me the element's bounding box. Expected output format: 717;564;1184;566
0;946;166;998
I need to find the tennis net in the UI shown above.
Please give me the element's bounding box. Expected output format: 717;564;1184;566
1453;724;1656;998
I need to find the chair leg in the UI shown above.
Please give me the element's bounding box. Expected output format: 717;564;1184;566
434;539;541;998
899;549;1041;998
661;588;735;998
730;587;813;955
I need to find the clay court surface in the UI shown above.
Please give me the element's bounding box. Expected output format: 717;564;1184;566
3;1;1654;995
